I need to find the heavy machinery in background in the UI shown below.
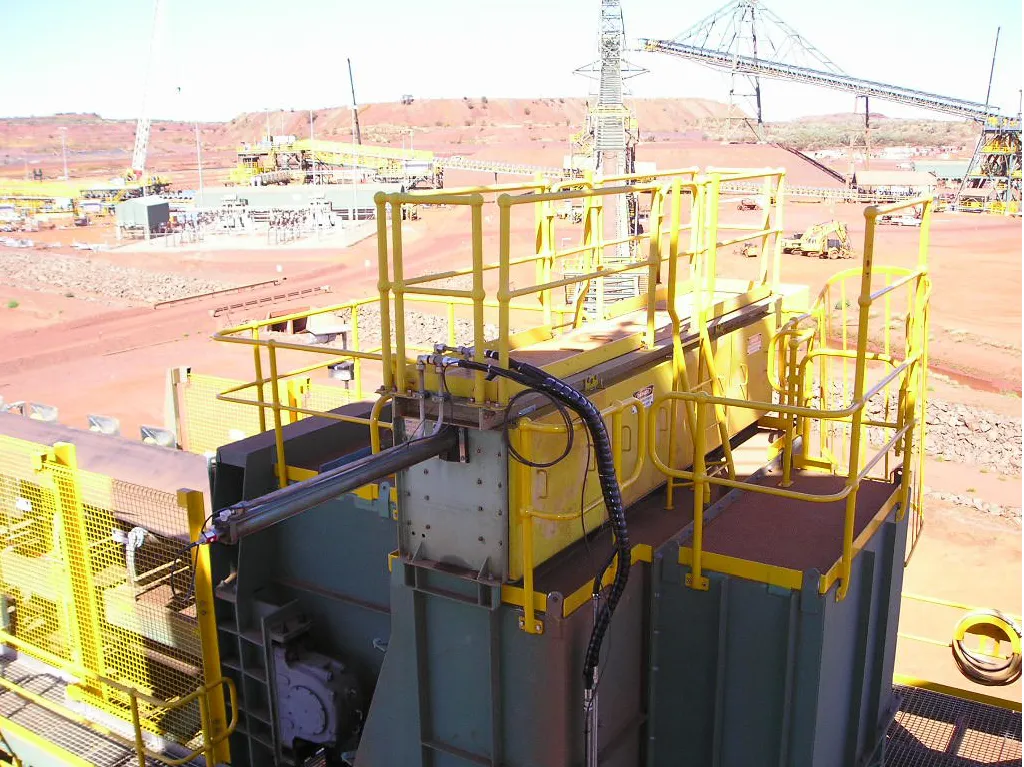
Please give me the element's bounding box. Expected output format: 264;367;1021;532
780;219;852;259
228;137;579;189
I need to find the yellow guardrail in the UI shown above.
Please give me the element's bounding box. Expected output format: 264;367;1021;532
648;195;932;601
510;397;647;633
0;437;233;763
0;629;236;767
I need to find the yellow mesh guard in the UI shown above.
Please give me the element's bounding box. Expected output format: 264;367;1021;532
0;436;211;752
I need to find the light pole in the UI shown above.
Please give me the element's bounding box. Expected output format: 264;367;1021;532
59;128;69;180
309;108;315;184
194;121;204;199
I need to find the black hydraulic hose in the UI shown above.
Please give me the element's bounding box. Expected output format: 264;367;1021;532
456;356;630;690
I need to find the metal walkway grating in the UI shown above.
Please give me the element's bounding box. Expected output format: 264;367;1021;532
0;657;201;766
886;684;1022;766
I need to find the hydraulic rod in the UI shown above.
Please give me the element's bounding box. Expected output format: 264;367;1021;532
212;427;457;544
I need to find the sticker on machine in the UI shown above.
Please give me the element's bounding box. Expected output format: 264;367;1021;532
747;333;763;355
633;384;655;408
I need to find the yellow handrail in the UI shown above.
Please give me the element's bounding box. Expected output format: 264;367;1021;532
648;194;932;601
511;397;647;634
0;629;237;767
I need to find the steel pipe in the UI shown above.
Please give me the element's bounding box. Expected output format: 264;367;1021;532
215;427;457;544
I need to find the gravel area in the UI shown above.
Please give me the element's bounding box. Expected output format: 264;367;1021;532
0;250;236;304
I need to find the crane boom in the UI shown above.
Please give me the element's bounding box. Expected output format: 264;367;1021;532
640;38;998;121
130;0;166;178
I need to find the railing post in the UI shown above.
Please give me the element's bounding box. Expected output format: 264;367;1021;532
470;197;486;403
350;301;363;400
497;195;513;405
375;194;394;392
645;189;663;349
180;488;231;765
252;326;267;433
50;442;106;700
390;198;409;394
129;693;146;767
688;394;710;590
267;342;288;489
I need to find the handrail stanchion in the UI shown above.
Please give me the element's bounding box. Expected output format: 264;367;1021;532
689;393;709;590
470;195;486;402
267;341;288;489
390;197;409;394
374;194;394;392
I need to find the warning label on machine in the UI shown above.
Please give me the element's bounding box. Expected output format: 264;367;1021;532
747;333;763;355
633;384;655;407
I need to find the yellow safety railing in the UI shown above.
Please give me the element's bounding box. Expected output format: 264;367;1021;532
0;629;236;767
648;195;932;601
213;168;790;492
213;275;578;488
0;437;234;763
482;168;786;630
510;397;647;634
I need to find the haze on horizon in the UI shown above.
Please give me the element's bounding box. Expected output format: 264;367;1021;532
1;0;1021;124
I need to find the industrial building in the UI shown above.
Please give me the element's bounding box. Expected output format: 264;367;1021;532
191;184;402;221
911;160;973;183
115;195;170;239
852;170;938;199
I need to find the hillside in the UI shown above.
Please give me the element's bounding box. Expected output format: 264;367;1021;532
1;97;734;157
0;98;980;181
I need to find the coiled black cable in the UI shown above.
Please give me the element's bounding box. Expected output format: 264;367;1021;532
456;355;630;690
503;387;575;469
951;610;1022;686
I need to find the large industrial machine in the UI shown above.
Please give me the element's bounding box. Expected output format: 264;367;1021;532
780;220;852;259
0;166;1020;767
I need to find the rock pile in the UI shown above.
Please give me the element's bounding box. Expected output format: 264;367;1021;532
0;250;235;304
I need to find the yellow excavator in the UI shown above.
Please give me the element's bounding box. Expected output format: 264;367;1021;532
779;220;852;259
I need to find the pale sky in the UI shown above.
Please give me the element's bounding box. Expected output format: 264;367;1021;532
1;0;1021;123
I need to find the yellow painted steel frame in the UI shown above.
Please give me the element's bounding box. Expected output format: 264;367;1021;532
899;592;1023;665
0;437;236;764
0;630;237;767
647;195;933;601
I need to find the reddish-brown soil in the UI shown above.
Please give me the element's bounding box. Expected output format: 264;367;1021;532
1;128;1019;702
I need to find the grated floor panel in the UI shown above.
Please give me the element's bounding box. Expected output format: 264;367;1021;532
887;685;1022;766
0;657;201;766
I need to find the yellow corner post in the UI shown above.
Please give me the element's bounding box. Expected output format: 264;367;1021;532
179;488;231;765
50;442;106;698
375;193;394;392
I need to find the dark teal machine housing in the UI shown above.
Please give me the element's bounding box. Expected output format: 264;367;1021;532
648;509;906;766
209;412;907;767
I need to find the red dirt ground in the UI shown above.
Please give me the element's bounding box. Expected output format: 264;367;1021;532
1;136;1020;704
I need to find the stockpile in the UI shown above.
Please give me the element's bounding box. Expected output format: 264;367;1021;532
0;250;235;304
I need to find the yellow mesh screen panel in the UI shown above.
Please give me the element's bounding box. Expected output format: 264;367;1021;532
0;436;211;751
181;373;276;455
0;437;75;663
304;380;355;415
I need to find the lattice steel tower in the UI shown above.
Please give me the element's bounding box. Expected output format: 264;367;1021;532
669;0;844;141
574;0;646;269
